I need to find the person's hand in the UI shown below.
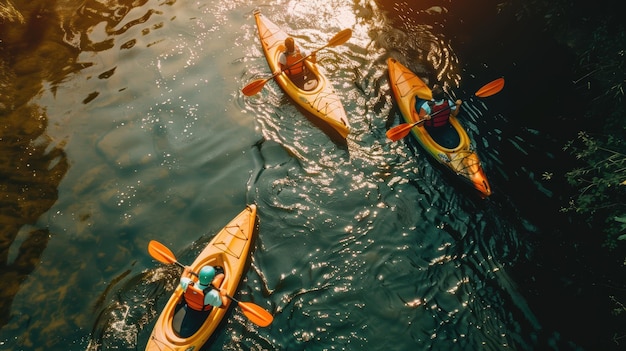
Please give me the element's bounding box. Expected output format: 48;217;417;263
424;114;431;120
455;99;462;106
218;288;229;307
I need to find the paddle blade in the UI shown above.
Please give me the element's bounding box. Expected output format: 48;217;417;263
475;78;505;97
148;240;177;265
327;28;352;47
237;301;274;327
242;78;269;96
386;120;424;141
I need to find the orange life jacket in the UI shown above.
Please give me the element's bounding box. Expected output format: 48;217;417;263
183;283;212;311
283;48;305;76
424;101;451;127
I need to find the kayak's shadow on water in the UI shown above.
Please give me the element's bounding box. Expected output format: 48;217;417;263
287;100;350;151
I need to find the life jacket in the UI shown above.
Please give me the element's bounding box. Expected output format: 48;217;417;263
424;100;451;127
183;283;213;311
283;48;305;76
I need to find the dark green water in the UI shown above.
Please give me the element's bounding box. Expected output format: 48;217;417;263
0;0;611;350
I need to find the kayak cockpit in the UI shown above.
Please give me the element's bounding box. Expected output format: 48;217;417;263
274;44;319;91
172;302;212;338
425;124;461;150
293;60;319;91
171;266;226;338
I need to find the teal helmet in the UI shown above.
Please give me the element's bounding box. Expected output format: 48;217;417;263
198;266;215;286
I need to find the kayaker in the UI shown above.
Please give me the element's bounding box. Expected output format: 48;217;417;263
180;265;229;310
418;84;462;129
278;36;317;89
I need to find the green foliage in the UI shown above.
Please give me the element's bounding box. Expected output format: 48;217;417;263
562;14;625;251
509;0;625;117
515;0;626;251
576;23;625;121
508;0;626;344
562;132;626;249
617;216;626;242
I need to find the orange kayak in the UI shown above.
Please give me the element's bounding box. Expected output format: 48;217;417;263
253;10;350;139
145;205;258;351
387;58;492;197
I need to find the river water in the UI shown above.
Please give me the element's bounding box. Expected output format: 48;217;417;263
0;0;601;350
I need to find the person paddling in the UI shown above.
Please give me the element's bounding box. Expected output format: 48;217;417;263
418;84;462;130
278;36;317;89
180;265;228;310
416;84;462;147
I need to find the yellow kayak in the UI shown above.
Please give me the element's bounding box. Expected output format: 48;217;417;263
253;10;350;139
145;205;258;351
387;58;492;197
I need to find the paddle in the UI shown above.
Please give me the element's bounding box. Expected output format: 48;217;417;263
148;240;274;327
385;78;505;141
241;28;352;96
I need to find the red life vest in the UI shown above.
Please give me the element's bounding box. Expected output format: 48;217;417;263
424;101;451;127
183;283;212;311
283;48;305;76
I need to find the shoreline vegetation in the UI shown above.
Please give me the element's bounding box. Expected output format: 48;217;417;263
506;0;626;348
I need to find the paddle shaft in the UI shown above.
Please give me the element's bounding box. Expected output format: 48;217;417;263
241;45;323;96
171;259;243;304
268;29;351;80
386;102;458;141
272;45;320;79
242;28;352;96
408;102;456;128
386;78;505;141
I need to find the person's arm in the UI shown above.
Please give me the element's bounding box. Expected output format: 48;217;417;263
276;53;287;74
218;289;229;307
212;273;229;307
418;101;431;120
180;266;194;291
450;99;462;117
204;287;229;308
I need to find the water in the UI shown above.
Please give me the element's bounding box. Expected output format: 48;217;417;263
0;0;596;350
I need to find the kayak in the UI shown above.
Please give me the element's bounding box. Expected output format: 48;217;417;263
387;57;492;197
253;10;350;139
145;205;258;351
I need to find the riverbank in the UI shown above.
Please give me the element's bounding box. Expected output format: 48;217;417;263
442;1;626;349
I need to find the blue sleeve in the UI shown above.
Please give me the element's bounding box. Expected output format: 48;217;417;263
180;277;192;291
449;99;457;111
204;289;223;307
